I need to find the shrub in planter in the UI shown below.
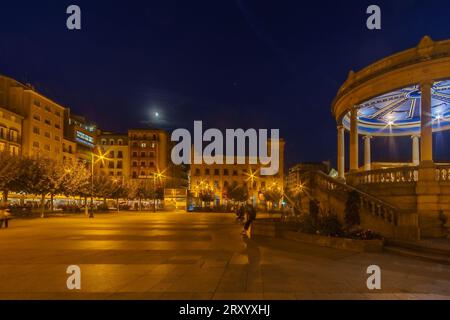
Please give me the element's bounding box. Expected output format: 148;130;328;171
345;191;361;228
344;229;383;240
317;215;343;237
297;214;317;234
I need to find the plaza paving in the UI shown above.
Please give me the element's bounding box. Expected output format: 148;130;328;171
0;212;449;300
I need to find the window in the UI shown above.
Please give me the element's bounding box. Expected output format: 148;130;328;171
44;119;51;126
0;142;5;152
44;144;50;151
9;130;18;142
118;139;123;145
0;126;5;139
117;151;123;158
232;170;238;176
33;141;39;148
109;171;114;176
117;161;123;169
150;152;155;158
140;161;146;167
33;127;40;135
214;169;220;176
132;172;137;178
101;139;107;145
205;169;210;175
55;123;61;129
109;139;114;146
132;161;137;167
117;171;122;176
223;169;229;176
141;143;147;148
140;171;145;176
149;162;155;167
44;106;51;112
140;152;146;157
109;151;114;158
133;142;138;148
195;168;200;176
55;136;60;142
108;161;114;169
34;100;41;107
33;114;40;121
132;152;137;157
55;110;61;117
44;132;50;138
9;145;18;156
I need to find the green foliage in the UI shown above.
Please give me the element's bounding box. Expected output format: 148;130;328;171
309;200;320;224
317;214;343;237
263;189;282;204
226;183;249;203
297;214;317;234
344;191;361;228
199;189;215;203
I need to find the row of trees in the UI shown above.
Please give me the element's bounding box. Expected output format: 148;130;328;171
0;152;163;216
196;182;283;208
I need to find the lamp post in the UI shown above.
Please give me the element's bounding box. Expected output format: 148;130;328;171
152;171;163;213
89;152;106;218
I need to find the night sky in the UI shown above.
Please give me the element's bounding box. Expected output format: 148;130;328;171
2;0;450;168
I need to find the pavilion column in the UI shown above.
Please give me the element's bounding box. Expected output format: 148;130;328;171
411;135;420;166
420;80;433;164
363;135;372;171
337;125;345;179
416;79;443;237
349;107;359;171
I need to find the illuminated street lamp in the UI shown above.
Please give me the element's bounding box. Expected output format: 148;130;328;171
245;168;258;206
89;150;109;218
152;170;165;213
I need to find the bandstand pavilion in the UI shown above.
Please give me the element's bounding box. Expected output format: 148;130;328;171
331;36;450;238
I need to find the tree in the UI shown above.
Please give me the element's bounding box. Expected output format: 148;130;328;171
263;188;282;210
199;189;215;207
344;190;361;228
226;183;248;204
111;179;130;212
130;180;153;211
0;151;21;206
93;174;114;207
19;157;60;218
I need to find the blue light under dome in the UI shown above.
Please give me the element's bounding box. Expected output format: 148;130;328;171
342;80;450;136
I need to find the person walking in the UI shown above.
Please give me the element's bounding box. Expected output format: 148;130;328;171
236;204;245;223
242;202;257;237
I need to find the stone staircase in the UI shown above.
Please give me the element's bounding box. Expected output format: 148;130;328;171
384;239;450;265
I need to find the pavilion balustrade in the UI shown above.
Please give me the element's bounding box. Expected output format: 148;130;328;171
346;167;419;185
311;171;398;227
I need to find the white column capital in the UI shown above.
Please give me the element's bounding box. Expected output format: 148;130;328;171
362;135;373;140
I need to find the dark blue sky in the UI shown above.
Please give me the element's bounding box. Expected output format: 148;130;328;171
1;0;450;167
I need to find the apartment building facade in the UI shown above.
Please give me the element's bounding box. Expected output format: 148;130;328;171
0;75;65;161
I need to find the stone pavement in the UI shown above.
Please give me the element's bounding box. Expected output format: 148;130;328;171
0;212;449;300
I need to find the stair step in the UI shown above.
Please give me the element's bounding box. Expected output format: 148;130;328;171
386;239;450;256
384;246;450;265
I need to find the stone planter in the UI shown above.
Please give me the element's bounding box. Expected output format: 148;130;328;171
251;221;384;253
282;231;384;253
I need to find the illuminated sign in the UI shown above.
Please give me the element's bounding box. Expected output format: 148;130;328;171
76;130;94;147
